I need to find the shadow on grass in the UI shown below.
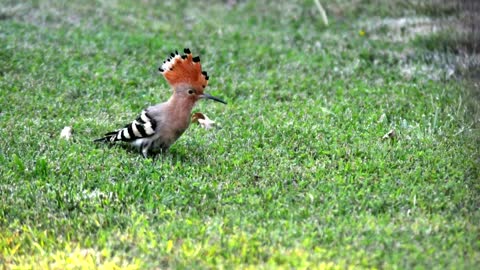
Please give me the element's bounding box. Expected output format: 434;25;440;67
412;0;480;100
94;141;207;164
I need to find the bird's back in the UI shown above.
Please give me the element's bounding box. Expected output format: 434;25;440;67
144;100;192;152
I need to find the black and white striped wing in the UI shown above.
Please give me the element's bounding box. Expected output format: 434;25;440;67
100;110;157;142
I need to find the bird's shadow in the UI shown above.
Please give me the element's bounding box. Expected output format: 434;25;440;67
95;141;206;164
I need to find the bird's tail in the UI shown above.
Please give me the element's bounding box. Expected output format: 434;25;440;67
93;131;118;143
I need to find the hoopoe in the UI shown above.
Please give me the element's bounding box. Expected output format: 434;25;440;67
94;48;226;157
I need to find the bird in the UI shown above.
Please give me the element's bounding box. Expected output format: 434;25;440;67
94;48;226;158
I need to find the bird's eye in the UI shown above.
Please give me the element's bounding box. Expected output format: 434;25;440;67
188;89;195;95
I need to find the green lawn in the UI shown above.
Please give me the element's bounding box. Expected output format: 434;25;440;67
1;0;479;269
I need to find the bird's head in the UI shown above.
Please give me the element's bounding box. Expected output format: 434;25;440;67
159;48;226;105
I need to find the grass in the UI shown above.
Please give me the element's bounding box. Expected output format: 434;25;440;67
1;0;479;269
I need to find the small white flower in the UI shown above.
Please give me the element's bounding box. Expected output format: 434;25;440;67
60;126;73;140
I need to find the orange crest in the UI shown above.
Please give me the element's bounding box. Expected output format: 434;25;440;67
158;48;209;92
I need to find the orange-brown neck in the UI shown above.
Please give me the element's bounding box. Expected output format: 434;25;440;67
168;93;197;112
165;94;198;130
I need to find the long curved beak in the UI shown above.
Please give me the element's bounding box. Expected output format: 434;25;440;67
201;93;227;104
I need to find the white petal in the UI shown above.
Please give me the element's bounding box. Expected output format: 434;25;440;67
60;126;73;140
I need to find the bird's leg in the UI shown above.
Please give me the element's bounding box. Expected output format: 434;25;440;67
154;148;166;163
152;153;159;163
141;141;152;158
